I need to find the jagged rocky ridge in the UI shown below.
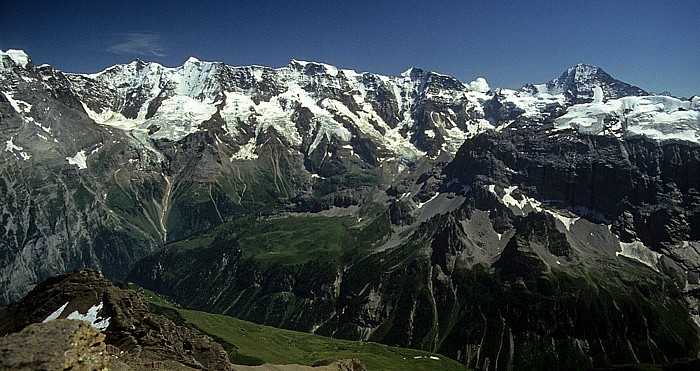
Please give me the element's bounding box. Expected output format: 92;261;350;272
0;269;234;370
2;49;700;369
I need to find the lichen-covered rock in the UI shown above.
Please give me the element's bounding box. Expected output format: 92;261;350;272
0;319;125;370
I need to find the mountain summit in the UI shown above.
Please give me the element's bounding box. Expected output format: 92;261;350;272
546;63;649;103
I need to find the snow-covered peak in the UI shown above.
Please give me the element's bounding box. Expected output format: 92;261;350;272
4;49;31;68
286;59;340;77
85;59;163;82
400;67;419;77
175;57;220;97
547;64;605;94
0;49;32;70
83;55;221;99
288;59;309;66
546;64;648;103
401;67;433;80
397;67;466;96
567;63;602;77
555;64;605;84
129;58;146;67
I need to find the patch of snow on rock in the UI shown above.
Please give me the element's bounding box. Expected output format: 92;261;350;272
486;185;579;230
616;240;662;272
550;212;579;231
231;138;259;160
66;301;111;331
416;192;440;209
66;150;88;169
42;302;69;323
2;91;32;114
500;186;542;213
5;137;30;160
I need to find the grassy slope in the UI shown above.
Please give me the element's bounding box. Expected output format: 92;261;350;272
236;216;350;265
134;286;467;370
178;308;468;371
178;309;465;370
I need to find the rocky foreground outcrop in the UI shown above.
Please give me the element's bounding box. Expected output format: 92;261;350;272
0;269;233;370
0;319;125;370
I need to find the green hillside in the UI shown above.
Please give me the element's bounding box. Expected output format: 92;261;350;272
135;287;467;370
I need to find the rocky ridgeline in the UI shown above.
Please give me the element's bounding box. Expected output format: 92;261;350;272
0;269;233;370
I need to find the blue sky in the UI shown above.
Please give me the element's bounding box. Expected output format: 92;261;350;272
1;0;697;97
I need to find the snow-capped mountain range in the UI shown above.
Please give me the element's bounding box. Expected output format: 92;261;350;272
2;49;698;170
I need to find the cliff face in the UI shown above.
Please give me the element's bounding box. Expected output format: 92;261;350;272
443;125;700;274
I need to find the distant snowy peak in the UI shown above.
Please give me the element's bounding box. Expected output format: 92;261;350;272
401;67;468;94
83;56;222;99
546;63;648;103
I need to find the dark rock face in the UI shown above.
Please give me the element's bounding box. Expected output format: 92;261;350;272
444;125;700;269
0;269;233;370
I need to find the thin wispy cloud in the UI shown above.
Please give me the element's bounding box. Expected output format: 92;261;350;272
106;33;168;58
